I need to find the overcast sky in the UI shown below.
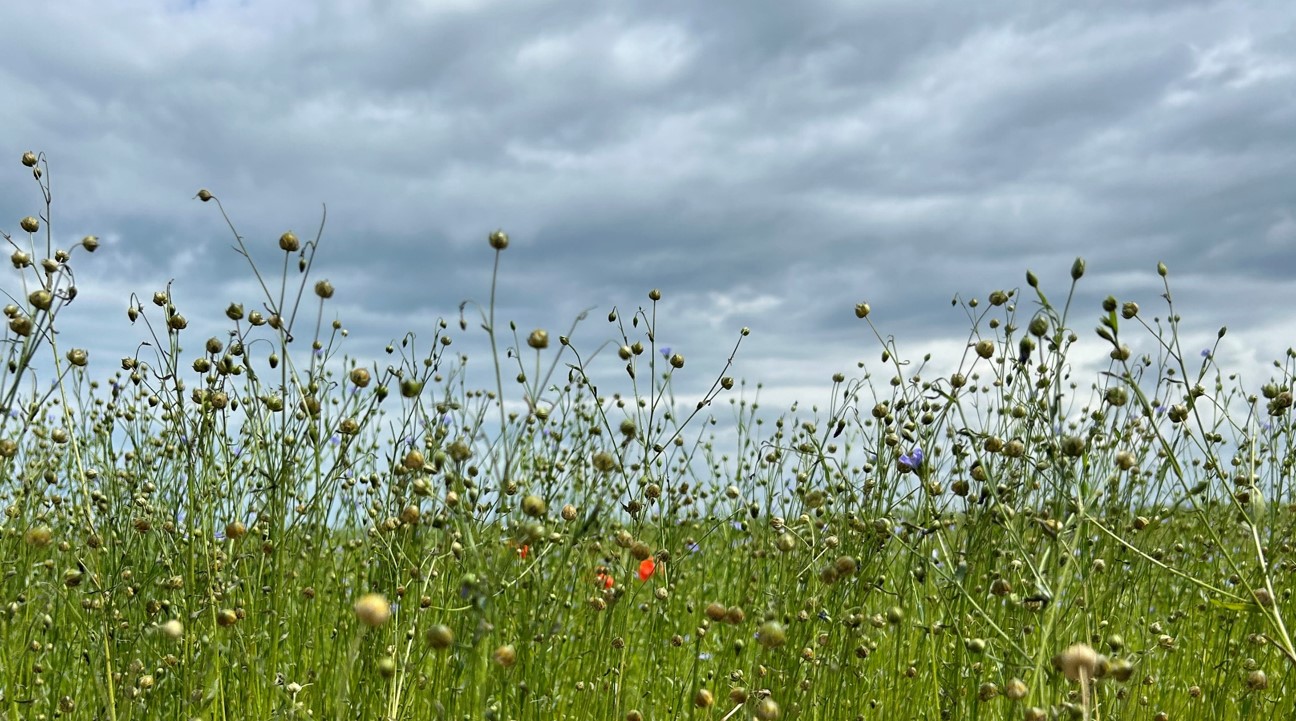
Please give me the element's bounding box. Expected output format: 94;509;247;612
3;0;1295;424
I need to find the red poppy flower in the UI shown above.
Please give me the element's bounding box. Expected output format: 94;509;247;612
637;557;657;581
517;544;529;560
595;565;614;589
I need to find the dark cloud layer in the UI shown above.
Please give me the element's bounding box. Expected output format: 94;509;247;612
1;0;1293;414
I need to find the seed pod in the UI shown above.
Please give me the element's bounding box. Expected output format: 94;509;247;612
400;378;423;398
29;290;53;311
353;593;391;627
19;216;39;233
1057;643;1098;682
492;644;517;667
81;235;99;252
488;230;509;250
196;189;213;202
21;151;37;167
279;231;300;252
9;315;33;336
426;624;455;649
521;494;545;517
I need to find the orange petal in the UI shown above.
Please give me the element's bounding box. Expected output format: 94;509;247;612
637;558;656;581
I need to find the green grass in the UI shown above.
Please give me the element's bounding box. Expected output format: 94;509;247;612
1;152;1293;720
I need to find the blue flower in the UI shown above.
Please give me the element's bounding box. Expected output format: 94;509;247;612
899;446;924;471
659;346;672;358
686;542;701;554
1201;348;1211;358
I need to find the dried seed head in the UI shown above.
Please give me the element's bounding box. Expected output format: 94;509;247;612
527;329;549;349
350;368;371;387
1060;435;1086;458
1246;669;1267;690
669;353;684;369
488;230;509;250
1057;643;1098;682
66;348;88;367
521;494;546;518
758;621;786;648
314;280;334;299
10;314;33;336
354;593;391;627
834;555;857;575
693;689;713;708
403;449;425;470
24;526;53;547
1005;677;1027;700
19;216;39;233
196;189;213;202
492;644;517;667
400;505;420;525
560;503;578;521
160;619;183;639
29;290;53;311
81;235;99;252
279;231;300;252
975;340;995;359
426;624;455;649
855;303;871;318
21;151;37;167
755;698;781;720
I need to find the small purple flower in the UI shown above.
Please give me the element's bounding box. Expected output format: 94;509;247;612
659;346;672;358
686;542;701;554
1201;349;1211;358
899;446;924;471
